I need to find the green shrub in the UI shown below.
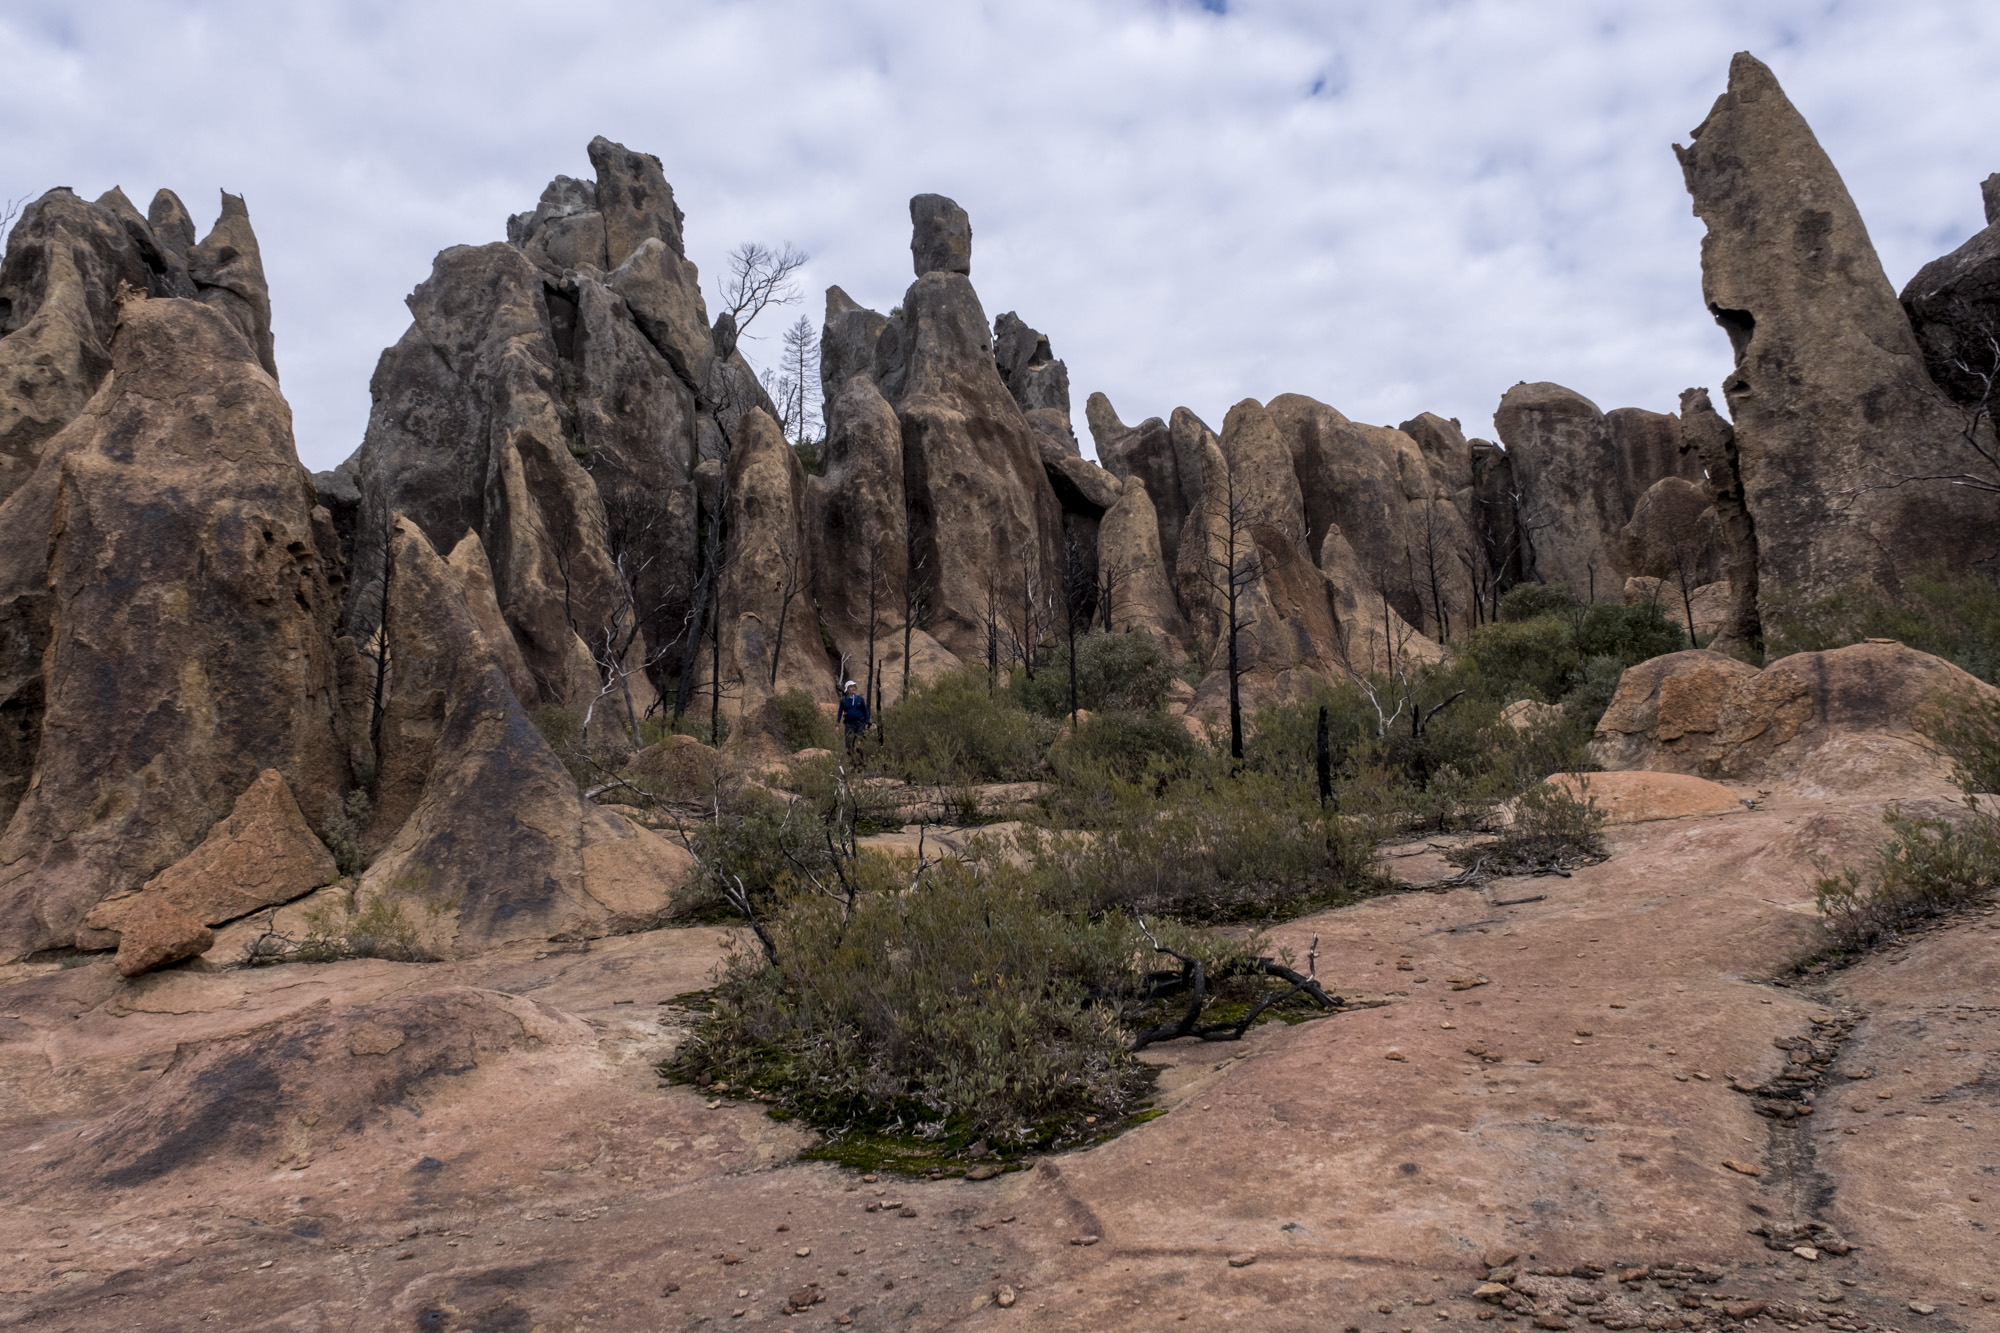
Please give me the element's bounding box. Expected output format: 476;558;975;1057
1013;632;1173;717
880;667;1054;783
774;689;837;752
1497;582;1582;622
1035;765;1392;922
1462;614;1578;704
667;864;1155;1154
1049;710;1197;785
1766;566;2000;683
1448;777;1608;875
1577;600;1687;664
1919;692;2000;794
320;790;372;877
1814;803;2000;950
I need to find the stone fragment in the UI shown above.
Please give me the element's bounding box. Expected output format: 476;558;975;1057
79;769;337;945
112;895;214;977
1226;1252;1256;1267
995;1284;1016;1307
1722;1159;1762;1176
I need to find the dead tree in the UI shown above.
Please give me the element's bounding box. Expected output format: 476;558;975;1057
716;241;809;342
1127;920;1337;1052
1061;527;1091;724
1187;468;1260;761
770;540;804;689
1096;558;1129;635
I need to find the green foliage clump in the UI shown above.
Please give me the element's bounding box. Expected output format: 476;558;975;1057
1814;804;2000;950
1048;710;1197;785
1497;582;1582;623
1447;778;1608;875
879;667;1055;783
774;689;838;753
320;789;372;877
667;864;1156;1154
1766;566;2000;684
1920;692;2000;794
1013;633;1173;717
1036;763;1392;923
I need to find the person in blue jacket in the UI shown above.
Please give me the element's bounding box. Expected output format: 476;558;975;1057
837;680;870;751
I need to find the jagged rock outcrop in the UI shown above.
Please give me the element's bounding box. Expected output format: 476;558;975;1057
1901;174;2000;409
0;185;277;507
995;311;1078;455
0;292;343;962
1218;399;1306;542
864;197;1063;660
1676;53;2000;611
1097;476;1191;654
820;285;889;409
362;518;691;951
1088;395;1195;579
1676;387;1761;656
1494;384;1699;601
446;531;539;708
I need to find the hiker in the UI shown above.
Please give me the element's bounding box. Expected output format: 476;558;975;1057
837;679;870;751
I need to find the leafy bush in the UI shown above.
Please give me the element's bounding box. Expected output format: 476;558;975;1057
879;667;1054;783
1766;566;2000;684
774;689;838;752
1577;601;1687;665
1049;710;1197;785
1035;765;1392;922
1013;632;1173;717
1497;582;1582;623
1448;778;1608;875
1814;803;2000;950
1919;692;2000;794
320;790;372;877
668;864;1156;1155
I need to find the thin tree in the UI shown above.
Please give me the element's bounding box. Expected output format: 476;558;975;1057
770;540;804;688
900;541;932;705
716;242;809;342
1061;528;1091;725
1187;467;1260;762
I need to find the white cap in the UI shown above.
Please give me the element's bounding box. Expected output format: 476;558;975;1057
844;681;857;689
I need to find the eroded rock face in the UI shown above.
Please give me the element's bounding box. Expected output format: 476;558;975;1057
1676;387;1762;658
1676;53;2000;610
995;311;1077;458
1618;476;1722;587
1901;174;2000;409
703;409;834;744
876;256;1062;660
819;285;889;411
0;293;343;962
187;192;278;380
808;374;906;664
1088;394;1189;578
362;518;693;952
1592;641;1997;794
1097;476;1190;654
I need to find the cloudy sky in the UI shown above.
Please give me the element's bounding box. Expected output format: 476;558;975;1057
5;1;1998;471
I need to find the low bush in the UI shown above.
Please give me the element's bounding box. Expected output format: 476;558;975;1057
773;689;838;753
1048;710;1197;785
242;869;458;965
1013;632;1173;717
1035;765;1393;922
320;790;372;877
879;667;1055;783
1497;582;1582;623
1448;778;1608;876
1814;803;2000;950
1919;692;2000;794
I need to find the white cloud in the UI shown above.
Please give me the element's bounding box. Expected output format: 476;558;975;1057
3;0;1997;469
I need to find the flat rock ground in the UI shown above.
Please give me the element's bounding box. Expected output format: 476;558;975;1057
1;784;1996;1332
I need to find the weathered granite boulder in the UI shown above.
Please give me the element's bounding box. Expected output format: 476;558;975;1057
1593;641;1998;795
79;769;338;950
1087;394;1190;577
111;896;213;978
1900;174;2000;408
1676;53;2000;611
446;531;540;708
0;292;344;962
1218;398;1306;542
910;193;972;277
362;518;693;951
1618;476;1723;587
